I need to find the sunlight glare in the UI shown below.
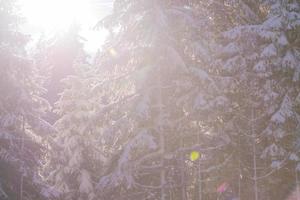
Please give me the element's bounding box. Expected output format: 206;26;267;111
21;0;94;31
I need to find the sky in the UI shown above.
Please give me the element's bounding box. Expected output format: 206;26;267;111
18;0;113;54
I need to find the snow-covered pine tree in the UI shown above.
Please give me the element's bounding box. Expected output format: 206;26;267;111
35;23;88;124
216;0;300;199
0;0;52;199
175;1;265;199
42;64;105;200
92;0;235;199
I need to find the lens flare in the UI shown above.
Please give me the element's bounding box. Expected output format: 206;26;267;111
190;151;200;161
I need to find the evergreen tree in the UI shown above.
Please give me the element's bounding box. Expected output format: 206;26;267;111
94;0;233;199
43;70;101;200
39;24;87;124
39;21;101;199
0;0;52;199
216;0;300;199
41;1;300;200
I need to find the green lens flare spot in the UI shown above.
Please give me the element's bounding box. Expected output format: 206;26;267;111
190;151;200;161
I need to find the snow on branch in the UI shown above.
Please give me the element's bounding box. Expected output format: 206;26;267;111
97;129;157;191
271;94;293;124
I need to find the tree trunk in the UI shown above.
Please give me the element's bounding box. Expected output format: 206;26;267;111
251;108;258;200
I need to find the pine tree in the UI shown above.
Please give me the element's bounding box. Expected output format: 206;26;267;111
40;1;300;199
44;71;101;200
41;32;99;199
216;0;300;199
31;23;88;125
0;0;52;199
93;0;234;199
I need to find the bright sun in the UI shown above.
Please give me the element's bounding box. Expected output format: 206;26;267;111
20;0;94;31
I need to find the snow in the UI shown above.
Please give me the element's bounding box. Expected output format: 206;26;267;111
191;42;210;60
262;16;282;29
78;170;93;194
68;149;83;167
222;43;239;56
166;46;188;72
166;7;196;27
136;96;150;119
253;61;266;73
97;129;157;190
3;0;300;199
297;163;300;171
0;130;12;140
261;143;285;158
271;160;282;169
189;67;211;82
222;56;246;73
287;11;300;21
282;50;297;69
273;128;285;138
277;34;288;46
0;114;15;128
214;96;229;107
293;68;300;82
223;26;243;39
193;93;207;110
289;153;299;161
257;28;276;40
261;43;277;58
296;93;300;104
271;95;293;124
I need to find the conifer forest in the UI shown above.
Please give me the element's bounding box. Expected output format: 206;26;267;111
0;0;300;199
